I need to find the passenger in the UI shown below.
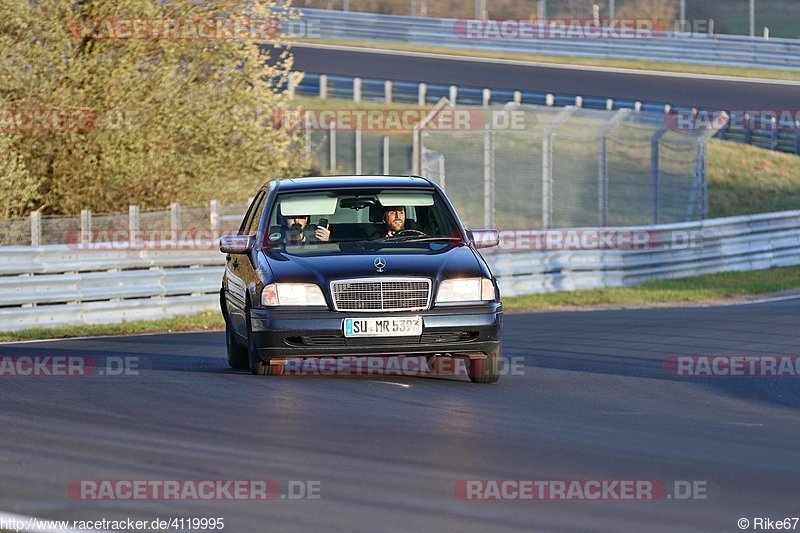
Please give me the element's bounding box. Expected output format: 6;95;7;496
285;215;330;243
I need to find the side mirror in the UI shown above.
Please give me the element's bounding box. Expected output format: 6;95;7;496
467;229;499;249
219;234;255;254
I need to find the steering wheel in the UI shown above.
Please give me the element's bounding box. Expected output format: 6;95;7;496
394;229;427;237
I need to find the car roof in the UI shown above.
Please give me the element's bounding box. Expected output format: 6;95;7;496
272;175;434;192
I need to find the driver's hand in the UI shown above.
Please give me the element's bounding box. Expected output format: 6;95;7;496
315;224;330;242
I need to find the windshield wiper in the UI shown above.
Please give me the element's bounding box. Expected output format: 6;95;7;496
379;235;463;243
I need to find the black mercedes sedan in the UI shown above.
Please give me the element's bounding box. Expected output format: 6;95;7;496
219;176;503;383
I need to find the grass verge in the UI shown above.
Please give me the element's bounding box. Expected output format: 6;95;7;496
295;37;800;82
503;266;800;312
708;140;800;217
0;311;224;343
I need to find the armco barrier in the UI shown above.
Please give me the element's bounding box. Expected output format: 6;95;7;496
0;248;224;331
297;8;800;70
1;210;800;331
488;210;800;295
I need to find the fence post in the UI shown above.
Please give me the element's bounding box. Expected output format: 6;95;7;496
383;136;390;175
542;135;553;229
599;135;608;227
353;77;362;102
304;114;312;161
702;140;709;219
513;91;522;104
418;83;427;106
319;74;328;99
355;128;362;175
80;209;92;245
329;121;337;172
686;140;708;221
30;211;41;246
384;80;393;104
449;85;458;106
482;88;491;108
412;128;420;175
651;127;668;225
170;202;181;232
129;205;140;242
210;200;219;237
475;0;487;19
483;125;495;228
438;154;446;192
541;106;576;229
598;109;630;227
413;98;449;177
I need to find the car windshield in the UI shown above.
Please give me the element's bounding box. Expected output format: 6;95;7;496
264;188;462;247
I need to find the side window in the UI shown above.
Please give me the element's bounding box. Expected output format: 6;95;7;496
238;191;265;235
247;192;268;235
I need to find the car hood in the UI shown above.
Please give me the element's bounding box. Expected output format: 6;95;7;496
262;242;482;288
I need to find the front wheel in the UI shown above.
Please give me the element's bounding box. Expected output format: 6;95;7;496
468;343;502;384
226;317;249;369
246;305;283;376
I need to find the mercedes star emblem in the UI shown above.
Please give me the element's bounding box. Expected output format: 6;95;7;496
374;257;387;272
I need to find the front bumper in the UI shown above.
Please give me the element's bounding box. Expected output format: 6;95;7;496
248;303;502;361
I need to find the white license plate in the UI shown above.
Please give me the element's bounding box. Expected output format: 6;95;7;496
343;316;422;337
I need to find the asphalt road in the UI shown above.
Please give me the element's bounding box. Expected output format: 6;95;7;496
291;44;800;110
2;299;800;532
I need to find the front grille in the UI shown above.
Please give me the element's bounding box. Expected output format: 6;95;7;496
331;278;431;312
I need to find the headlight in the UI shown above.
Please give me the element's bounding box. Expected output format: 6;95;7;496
436;278;495;303
261;283;327;306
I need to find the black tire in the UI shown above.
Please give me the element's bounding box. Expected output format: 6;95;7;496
226;318;249;369
468;343;502;384
246;303;282;376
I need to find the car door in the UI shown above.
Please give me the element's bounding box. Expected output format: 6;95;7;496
225;190;266;339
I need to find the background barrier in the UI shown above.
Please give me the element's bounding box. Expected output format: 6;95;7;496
297;8;800;70
2;210;799;331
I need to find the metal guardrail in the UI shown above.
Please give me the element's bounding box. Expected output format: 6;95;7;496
298;8;800;70
2;210;800;331
487;210;800;296
0;247;224;331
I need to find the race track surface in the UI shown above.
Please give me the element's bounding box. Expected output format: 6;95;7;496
291;44;800;110
2;299;800;532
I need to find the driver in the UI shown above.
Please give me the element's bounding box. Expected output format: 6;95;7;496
382;206;421;237
285;215;330;243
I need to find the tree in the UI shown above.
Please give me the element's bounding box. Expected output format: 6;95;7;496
0;0;306;217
